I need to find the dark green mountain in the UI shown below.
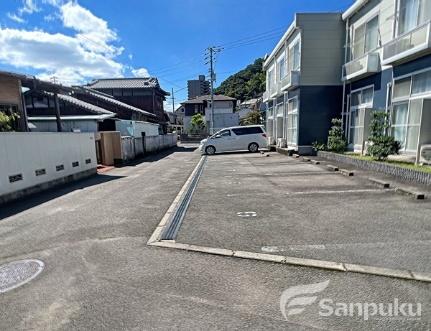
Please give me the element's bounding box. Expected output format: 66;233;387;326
214;58;265;102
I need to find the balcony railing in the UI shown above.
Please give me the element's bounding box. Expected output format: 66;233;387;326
342;52;380;81
280;71;300;91
270;84;278;97
382;21;431;65
263;90;269;102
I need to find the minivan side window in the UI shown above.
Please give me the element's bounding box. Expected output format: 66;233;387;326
218;130;231;137
232;127;263;135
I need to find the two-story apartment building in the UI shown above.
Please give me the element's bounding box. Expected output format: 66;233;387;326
263;13;345;154
342;0;431;162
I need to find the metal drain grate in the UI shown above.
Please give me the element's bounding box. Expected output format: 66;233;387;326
162;156;207;240
0;259;44;293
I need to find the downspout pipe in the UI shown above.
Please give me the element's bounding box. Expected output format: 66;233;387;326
341;17;349;138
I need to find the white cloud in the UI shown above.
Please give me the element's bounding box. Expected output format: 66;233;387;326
1;1;152;86
60;1;122;57
18;0;40;15
132;67;150;78
0;28;123;84
7;13;26;23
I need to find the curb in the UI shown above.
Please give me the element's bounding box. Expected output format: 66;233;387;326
368;178;390;188
339;169;354;177
149;241;431;283
394;187;426;200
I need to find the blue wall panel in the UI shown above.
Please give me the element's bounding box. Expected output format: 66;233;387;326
298;86;343;146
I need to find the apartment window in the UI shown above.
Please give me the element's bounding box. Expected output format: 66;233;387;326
393;77;412;99
352;15;379;60
392;100;422;151
277;55;286;80
412;70;431;95
267;106;274;119
398;0;431;35
286;97;298;145
349;108;364;146
288;41;301;71
268;69;274;91
348;86;374;146
350;86;374;108
393;69;431;99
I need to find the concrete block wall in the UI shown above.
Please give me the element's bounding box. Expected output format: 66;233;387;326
144;134;177;153
0;132;97;203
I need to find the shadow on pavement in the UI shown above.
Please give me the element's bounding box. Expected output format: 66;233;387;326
0;174;124;220
122;145;198;166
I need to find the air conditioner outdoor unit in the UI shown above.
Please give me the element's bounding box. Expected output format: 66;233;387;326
420;145;431;164
277;138;287;148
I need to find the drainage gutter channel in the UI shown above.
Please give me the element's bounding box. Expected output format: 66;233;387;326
161;156;207;240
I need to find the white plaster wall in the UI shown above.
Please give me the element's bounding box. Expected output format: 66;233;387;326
0;132;97;196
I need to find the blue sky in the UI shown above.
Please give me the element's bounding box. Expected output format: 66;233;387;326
0;0;353;109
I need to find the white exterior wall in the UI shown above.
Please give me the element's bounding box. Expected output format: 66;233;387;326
0;132;96;197
298;13;345;86
115;120;159;137
204;101;234;120
30;119;98;133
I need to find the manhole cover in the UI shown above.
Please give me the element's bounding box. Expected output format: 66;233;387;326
237;211;257;217
0;259;44;293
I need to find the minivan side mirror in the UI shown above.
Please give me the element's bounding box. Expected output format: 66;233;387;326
215;134;222;138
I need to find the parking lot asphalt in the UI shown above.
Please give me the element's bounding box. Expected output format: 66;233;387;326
1;146;430;330
177;152;431;274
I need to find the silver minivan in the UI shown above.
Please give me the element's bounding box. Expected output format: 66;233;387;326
199;125;268;155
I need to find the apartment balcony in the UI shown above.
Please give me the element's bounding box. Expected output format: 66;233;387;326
342;52;380;82
269;84;278;98
382;21;431;65
263;90;269;102
280;71;300;91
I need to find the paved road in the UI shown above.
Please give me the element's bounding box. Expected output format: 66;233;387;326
0;146;430;330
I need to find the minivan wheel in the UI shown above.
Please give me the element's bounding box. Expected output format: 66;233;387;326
248;143;259;153
205;145;216;155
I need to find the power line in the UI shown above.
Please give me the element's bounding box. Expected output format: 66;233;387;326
217;25;286;48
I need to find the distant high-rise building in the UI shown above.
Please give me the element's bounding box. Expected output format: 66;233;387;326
187;75;210;100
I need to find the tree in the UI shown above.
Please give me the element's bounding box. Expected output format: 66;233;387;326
240;110;262;126
215;58;266;102
0;112;19;132
366;111;401;160
327;118;347;153
190;113;206;134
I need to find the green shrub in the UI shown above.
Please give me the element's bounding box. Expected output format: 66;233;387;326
366;111;401;161
240;110;261;125
312;141;326;152
0;112;20;132
190;113;206;134
327;118;346;153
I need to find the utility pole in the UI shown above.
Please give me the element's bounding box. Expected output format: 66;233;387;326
205;46;222;134
171;88;175;113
